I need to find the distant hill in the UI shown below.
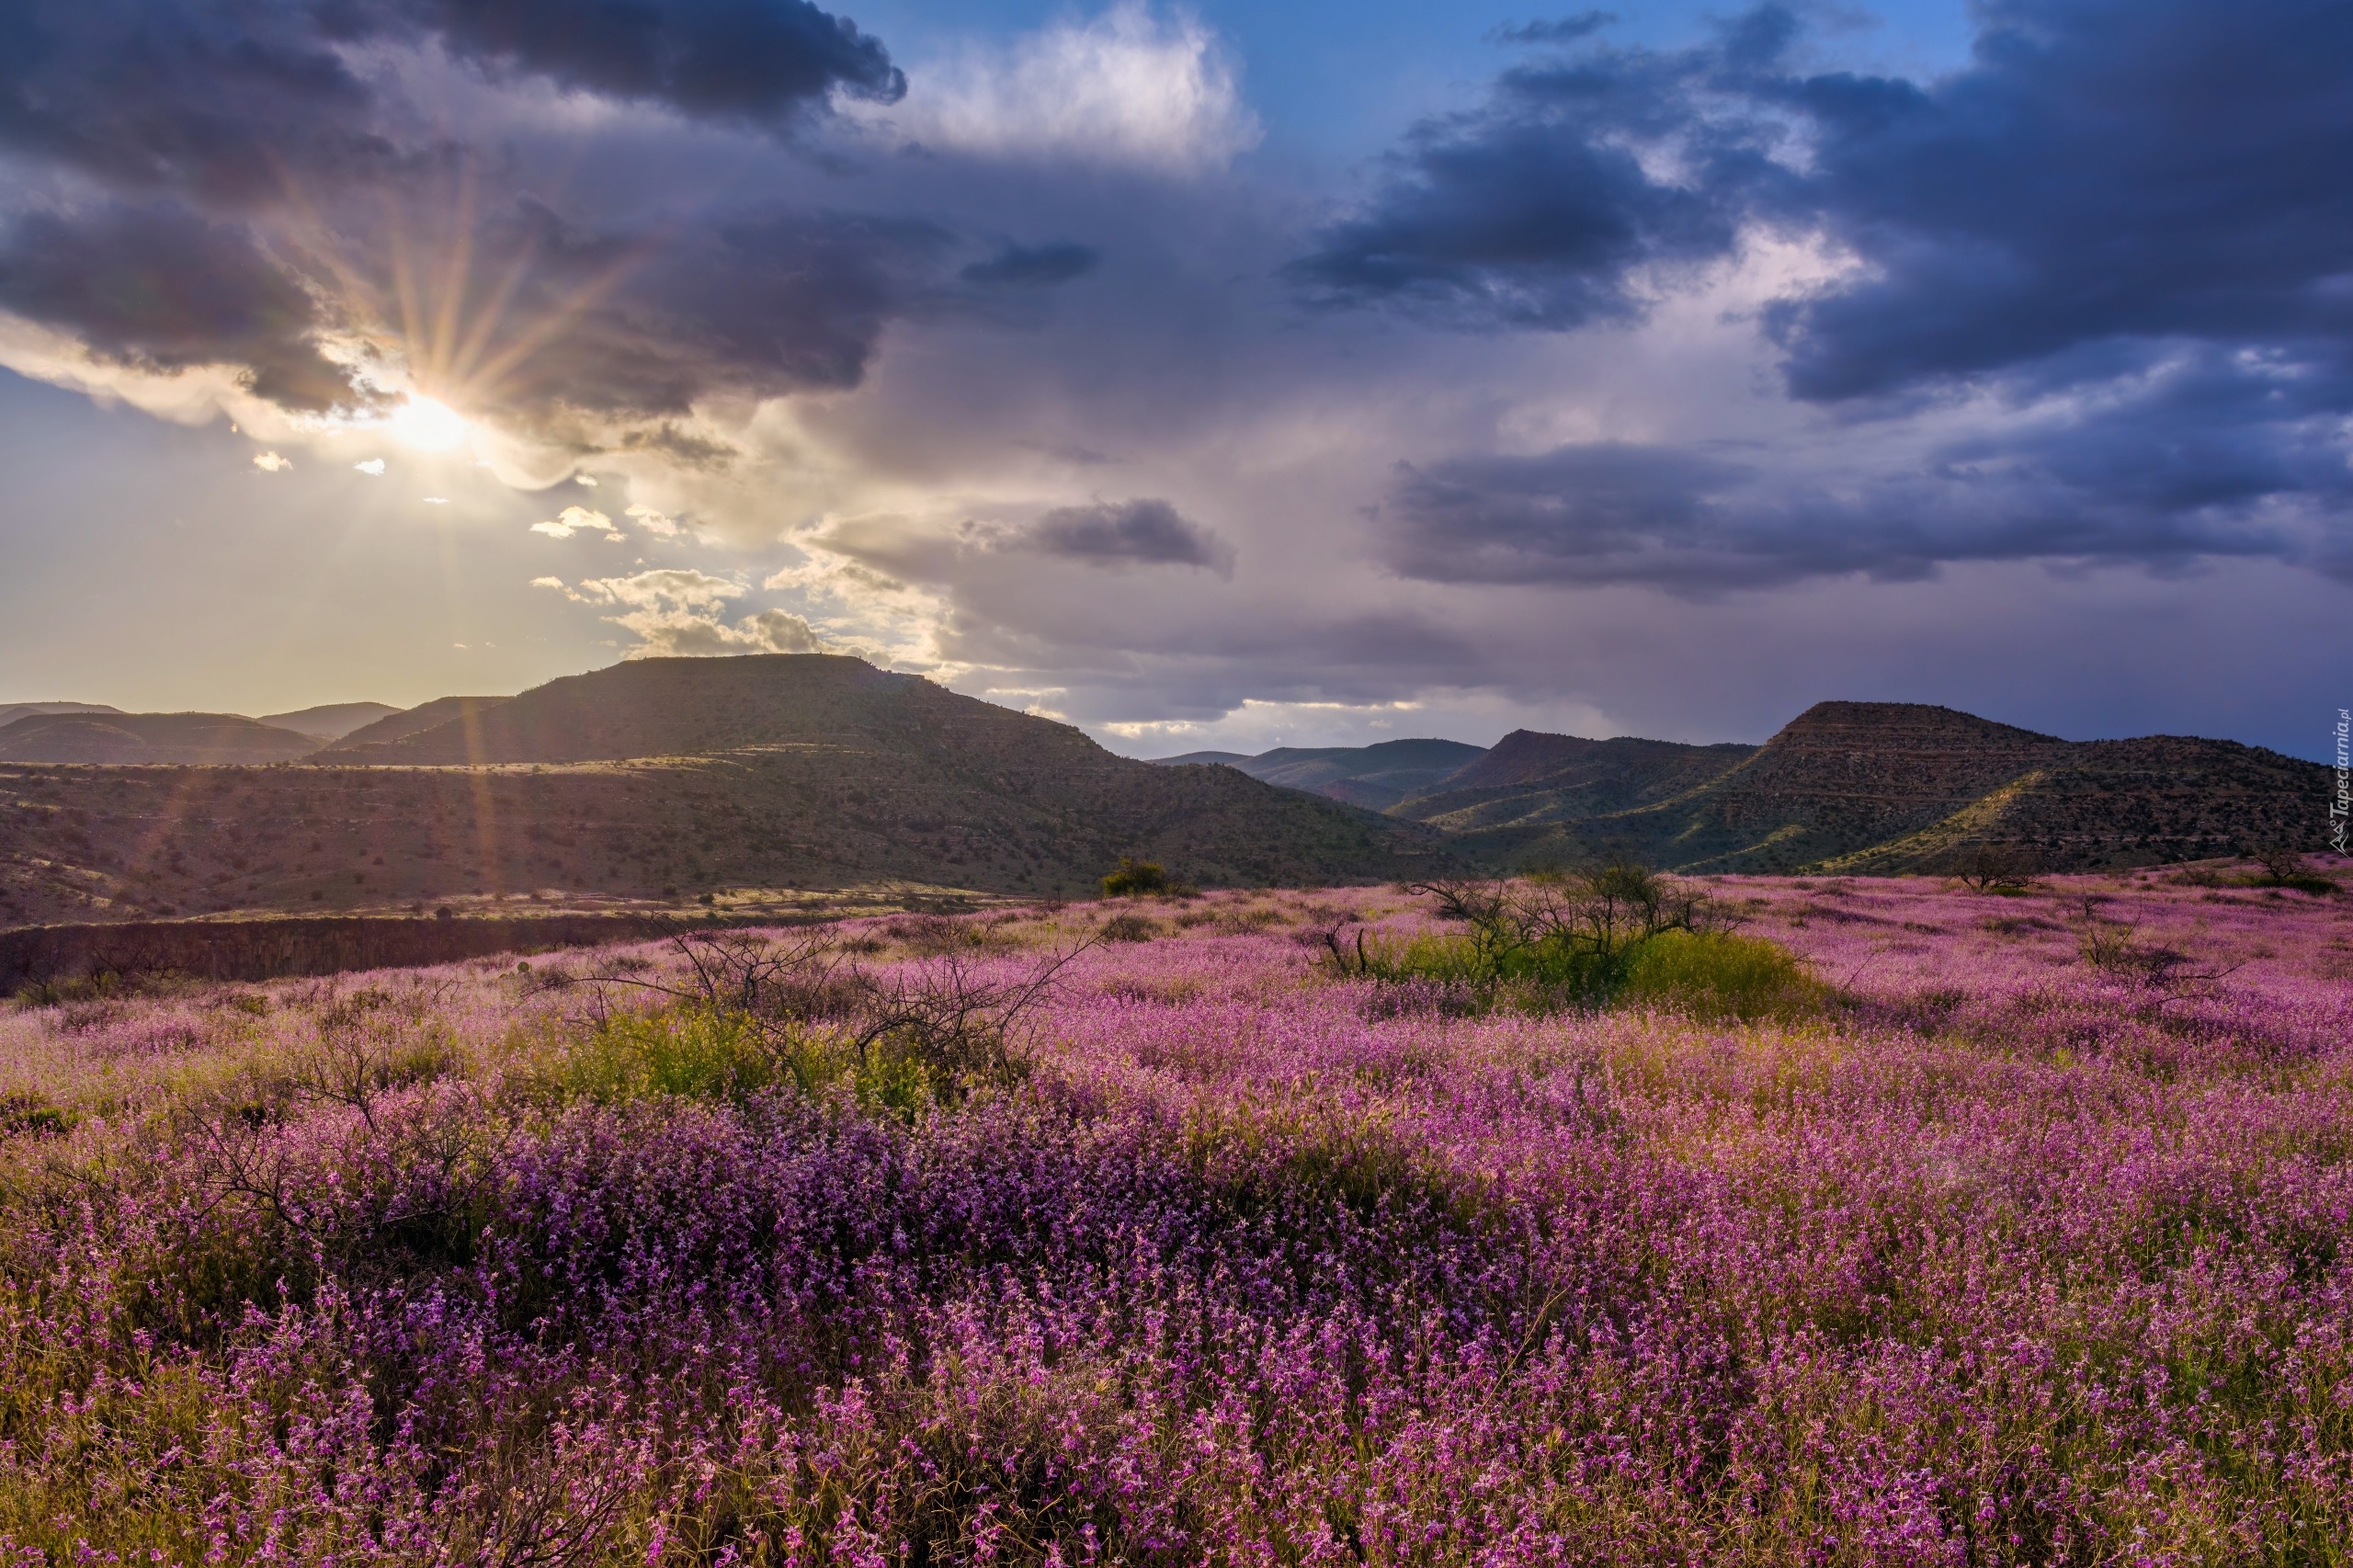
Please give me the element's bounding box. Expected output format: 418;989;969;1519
331;657;952;765
0;701;119;731
1152;750;1251;767
1448;702;2326;873
0;656;1447;925
320;697;510;756
0;671;2328;926
1152;737;1488;810
258;701;403;742
1395;731;1760;831
0;711;319;766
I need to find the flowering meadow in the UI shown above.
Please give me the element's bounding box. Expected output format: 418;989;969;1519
3;869;2352;1565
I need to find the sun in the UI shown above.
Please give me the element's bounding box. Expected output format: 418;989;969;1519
386;395;471;453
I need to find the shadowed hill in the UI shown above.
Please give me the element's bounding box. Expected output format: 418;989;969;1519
1394;731;1759;831
332;657;971;765
0;712;319;765
1151;750;1251;767
1239;739;1487;810
321;696;511;755
1820;733;2331;874
0;702;120;731
1449;702;2326;873
0;656;1449;926
258;701;403;742
1150;737;1487;810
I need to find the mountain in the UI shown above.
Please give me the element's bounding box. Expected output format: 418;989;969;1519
258;701;404;742
319;696;511;754
1393;731;1760;831
0;672;2325;929
0;656;1447;926
0;711;320;765
0;701;120;730
1152;750;1251;767
1446;702;2326;874
1152;738;1489;810
330;657;976;765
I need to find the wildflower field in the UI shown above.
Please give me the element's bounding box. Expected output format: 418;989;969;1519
3;869;2352;1564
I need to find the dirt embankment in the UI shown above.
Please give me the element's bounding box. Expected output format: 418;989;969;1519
0;913;755;994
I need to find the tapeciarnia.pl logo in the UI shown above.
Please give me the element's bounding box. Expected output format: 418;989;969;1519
2333;708;2349;854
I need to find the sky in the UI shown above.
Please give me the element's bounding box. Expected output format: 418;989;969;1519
0;0;2346;760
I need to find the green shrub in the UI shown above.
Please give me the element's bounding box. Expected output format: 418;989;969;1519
1100;858;1169;897
561;1006;788;1106
1325;868;1820;1020
0;1092;73;1139
1618;929;1826;1021
553;1006;950;1119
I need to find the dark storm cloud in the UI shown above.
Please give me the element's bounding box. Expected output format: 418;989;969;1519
324;0;904;125
1388;444;1751;585
1027;499;1233;572
0;203;359;408
0;0;1076;425
0;0;392;205
0;0;899;207
1387;404;2348;593
960;242;1101;289
1762;0;2353;400
427;200;955;420
1282;36;1753;329
1321;0;2353;585
1302;0;2353;395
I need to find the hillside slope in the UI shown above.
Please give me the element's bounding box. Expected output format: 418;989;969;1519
259;701;403;741
322;696;510;754
1395;731;1759;831
1149;737;1487;810
1449;703;2326;873
335;657;944;764
0;712;320;765
0;702;120;731
0;657;1448;926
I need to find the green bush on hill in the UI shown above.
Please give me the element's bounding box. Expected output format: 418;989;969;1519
1101;858;1170;896
1325;864;1821;1020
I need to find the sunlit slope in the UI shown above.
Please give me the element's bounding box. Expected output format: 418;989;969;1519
334;655;1035;766
1446;702;2326;873
1392;730;1760;831
0;711;320;765
0;657;1448;925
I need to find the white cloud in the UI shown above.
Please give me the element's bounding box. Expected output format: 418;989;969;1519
575;474;599;486
880;4;1259;176
620;607;825;658
624;503;681;537
354;458;386;475
252;451;291;472
421;496;450;505
535;569;822;656
565;568;745;609
532;504;611;539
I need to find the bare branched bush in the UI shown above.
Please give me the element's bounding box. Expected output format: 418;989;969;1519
1951;844;2041;893
560;926;1094;1095
2251;846;2339;894
293;983;460;1132
2072;897;2241;1003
